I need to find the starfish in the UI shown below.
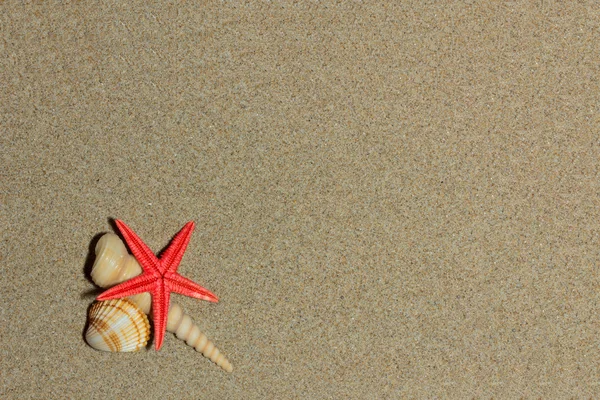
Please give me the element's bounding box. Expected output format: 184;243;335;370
96;220;218;350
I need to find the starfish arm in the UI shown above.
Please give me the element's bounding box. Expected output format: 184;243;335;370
152;282;170;350
96;274;157;301
116;220;161;275
159;221;195;274
167;274;219;303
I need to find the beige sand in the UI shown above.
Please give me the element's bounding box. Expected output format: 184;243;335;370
2;2;600;398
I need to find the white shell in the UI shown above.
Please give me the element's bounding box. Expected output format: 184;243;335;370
86;298;150;352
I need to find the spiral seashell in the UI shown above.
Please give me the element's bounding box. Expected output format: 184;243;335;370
91;233;151;314
91;232;233;372
167;303;233;372
86;298;150;352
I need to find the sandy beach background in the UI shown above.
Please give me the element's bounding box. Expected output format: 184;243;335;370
2;2;600;398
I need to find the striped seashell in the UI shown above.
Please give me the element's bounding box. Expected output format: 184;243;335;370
86;298;150;352
91;232;233;372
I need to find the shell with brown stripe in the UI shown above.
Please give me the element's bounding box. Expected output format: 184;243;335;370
85;298;150;352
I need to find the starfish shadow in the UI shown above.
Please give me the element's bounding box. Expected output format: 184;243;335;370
157;223;193;259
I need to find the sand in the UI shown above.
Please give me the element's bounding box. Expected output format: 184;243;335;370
2;2;600;398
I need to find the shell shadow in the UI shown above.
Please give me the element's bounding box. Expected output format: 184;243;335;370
80;231;107;300
81;301;96;348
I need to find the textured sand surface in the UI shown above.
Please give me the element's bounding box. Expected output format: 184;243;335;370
2;2;600;398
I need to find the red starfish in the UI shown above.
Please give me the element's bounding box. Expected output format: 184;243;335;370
96;220;218;350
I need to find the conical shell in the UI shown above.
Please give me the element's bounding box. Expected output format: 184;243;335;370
91;233;151;314
86;298;150;352
167;303;233;373
90;233;233;372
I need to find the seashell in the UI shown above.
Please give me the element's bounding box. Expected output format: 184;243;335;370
86;298;150;352
167;303;233;373
91;233;151;314
91;232;233;372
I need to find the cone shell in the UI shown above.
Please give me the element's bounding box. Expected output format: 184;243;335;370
86;298;150;352
167;303;233;372
91;233;151;314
